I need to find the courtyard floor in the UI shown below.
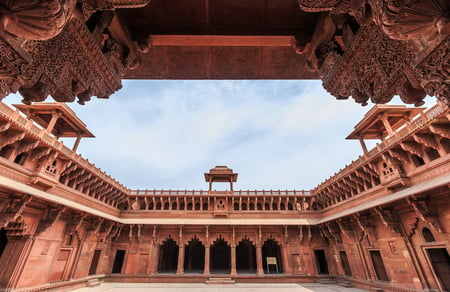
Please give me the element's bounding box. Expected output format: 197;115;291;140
74;283;368;292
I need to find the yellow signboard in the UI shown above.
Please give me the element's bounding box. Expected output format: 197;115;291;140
266;257;277;265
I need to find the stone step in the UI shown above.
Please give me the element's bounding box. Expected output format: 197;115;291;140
205;277;235;285
317;277;337;284
339;281;354;287
87;278;102;287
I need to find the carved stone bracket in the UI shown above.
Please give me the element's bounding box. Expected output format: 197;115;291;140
415;37;450;105
374;207;404;235
353;213;377;244
0;194;31;228
35;206;67;236
406;197;443;233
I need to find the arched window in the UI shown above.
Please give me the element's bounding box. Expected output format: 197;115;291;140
264;203;270;210
242;203;247;210
425;147;440;161
172;202;178;210
164;202;169;210
156;202;162;210
422;227;436;242
234;202;239;211
280;203;285;210
249;203;255;210
202;203;208;210
257;203;262;210
195;202;201;210
272;203;278;210
187;202;193;210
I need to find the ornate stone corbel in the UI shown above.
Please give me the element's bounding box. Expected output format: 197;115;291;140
0;194;31;228
406;197;443;233
353;213;376;244
35;206;67;236
0;130;25;150
374;207;404;235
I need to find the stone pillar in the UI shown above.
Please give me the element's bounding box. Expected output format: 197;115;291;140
204;245;210;275
72;135;82;152
149;243;159;274
256;244;264;275
281;244;290;274
231;245;237;275
381;115;394;135
358;137;368;154
176;245;184;275
47;110;62;133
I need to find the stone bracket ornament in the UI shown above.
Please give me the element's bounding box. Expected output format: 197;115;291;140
35;206;67;236
406;197;443;233
374;207;404;235
0;194;31;228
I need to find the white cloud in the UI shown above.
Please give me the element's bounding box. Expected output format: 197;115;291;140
3;81;437;191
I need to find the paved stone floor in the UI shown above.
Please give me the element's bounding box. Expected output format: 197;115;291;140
74;283;368;292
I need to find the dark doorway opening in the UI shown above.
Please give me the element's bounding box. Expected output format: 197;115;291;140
112;249;125;273
89;249;101;275
314;250;329;274
339;251;352;276
236;238;256;274
369;250;389;281
427;248;450;291
184;237;205;273
158;238;179;273
0;228;7;258
211;237;230;274
262;239;282;274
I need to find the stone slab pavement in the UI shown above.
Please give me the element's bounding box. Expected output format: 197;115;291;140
74;283;368;292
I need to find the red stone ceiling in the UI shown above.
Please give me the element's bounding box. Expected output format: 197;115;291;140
119;0;320;79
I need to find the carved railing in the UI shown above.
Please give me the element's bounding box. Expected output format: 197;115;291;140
0;102;129;207
127;189;313;212
312;102;449;208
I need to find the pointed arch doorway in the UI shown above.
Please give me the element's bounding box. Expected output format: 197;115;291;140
236;238;256;274
184;236;205;274
210;236;231;274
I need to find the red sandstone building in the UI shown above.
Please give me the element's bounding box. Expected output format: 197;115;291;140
0;0;449;291
0;101;449;291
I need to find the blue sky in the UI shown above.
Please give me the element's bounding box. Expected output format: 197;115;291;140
4;80;435;191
